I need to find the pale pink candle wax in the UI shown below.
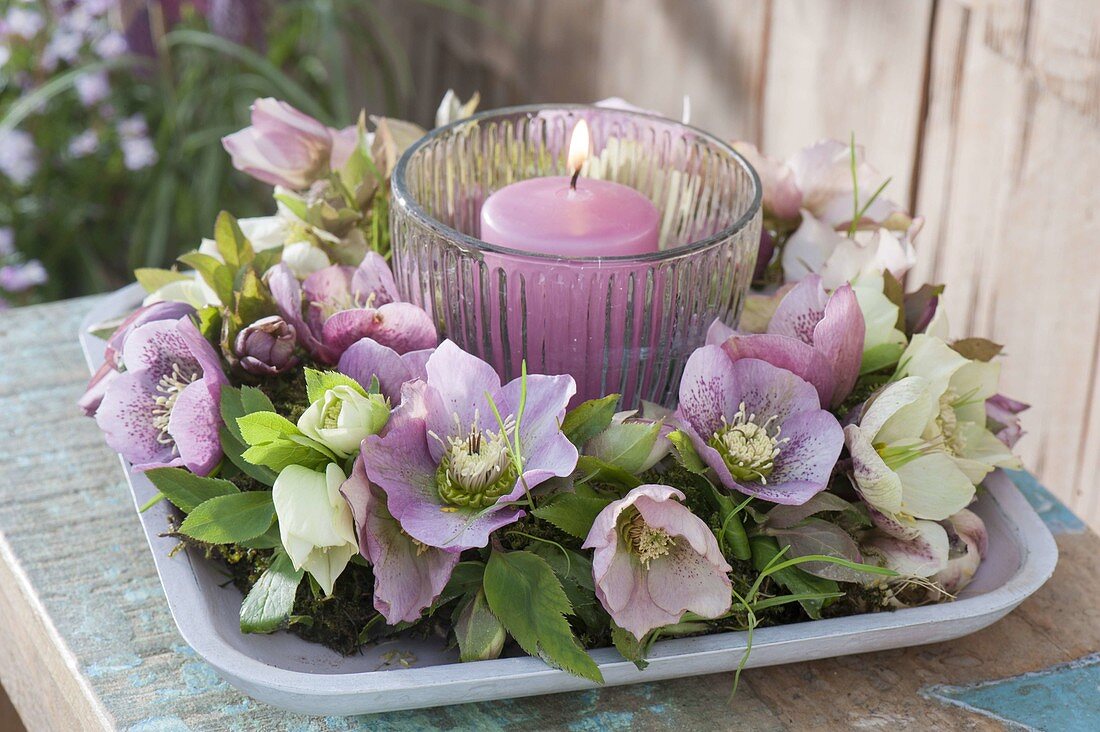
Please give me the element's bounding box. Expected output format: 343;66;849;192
479;177;660;255
475;176;665;406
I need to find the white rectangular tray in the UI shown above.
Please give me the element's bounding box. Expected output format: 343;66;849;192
80;284;1059;715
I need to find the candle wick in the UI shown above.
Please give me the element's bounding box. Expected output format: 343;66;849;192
570;168;580;191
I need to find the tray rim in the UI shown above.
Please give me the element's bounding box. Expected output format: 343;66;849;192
78;284;1060;707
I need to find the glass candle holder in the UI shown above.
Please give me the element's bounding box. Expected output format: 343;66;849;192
390;104;762;408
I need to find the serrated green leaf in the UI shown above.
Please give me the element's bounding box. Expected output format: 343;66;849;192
574;455;642;489
304;368;368;402
145;467;239;513
532;493;612;540
667;430;708;474
214;211;254;269
484;550;602;683
134;268;189;294
561;395;620;446
240;385;276;414
241;439;330;473
238;523;283;550
179;491;276;544
240;551;303;633
219;426;278;486
238;411;301;446
749;536;838;619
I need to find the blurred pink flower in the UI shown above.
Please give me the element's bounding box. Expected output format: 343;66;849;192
222;98;352;189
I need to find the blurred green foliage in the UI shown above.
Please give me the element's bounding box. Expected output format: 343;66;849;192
0;0;467;301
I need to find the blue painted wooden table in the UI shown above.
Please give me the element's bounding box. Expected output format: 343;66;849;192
1;296;1098;731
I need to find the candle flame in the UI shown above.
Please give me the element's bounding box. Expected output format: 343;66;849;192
567;119;590;178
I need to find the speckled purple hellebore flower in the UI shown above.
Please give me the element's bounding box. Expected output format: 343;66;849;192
676;347;844;505
340;456;459;624
708;274;864;409
583;485;731;640
337;337;433;405
267;253;437;365
79;301;195;417
94;317;227;475
361;340;578;551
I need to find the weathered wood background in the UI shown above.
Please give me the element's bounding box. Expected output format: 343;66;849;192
380;0;1100;531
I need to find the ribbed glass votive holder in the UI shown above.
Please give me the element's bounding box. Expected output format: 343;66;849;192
390;104;762;408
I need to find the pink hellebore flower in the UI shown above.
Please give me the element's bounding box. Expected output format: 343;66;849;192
337;337;433;405
583;485;731;641
222;98;359;189
710;274;864;408
79;301;196;417
267;252;437;365
94;317;227;475
362;341;578;551
340;457;459;625
676;348;843;505
933;509;988;594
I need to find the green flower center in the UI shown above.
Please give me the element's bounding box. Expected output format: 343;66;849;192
435;415;518;509
321;398;342;429
151;363;199;446
709;402;786;484
620;510;673;568
936;389;965;455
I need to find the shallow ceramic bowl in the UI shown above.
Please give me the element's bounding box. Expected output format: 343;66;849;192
80;284;1059;716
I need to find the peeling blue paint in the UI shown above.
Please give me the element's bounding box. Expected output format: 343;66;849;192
1005;469;1086;534
924;653;1100;731
128;717;192;732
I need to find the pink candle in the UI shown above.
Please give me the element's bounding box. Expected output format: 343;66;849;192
479;177;660;256
473;120;666;405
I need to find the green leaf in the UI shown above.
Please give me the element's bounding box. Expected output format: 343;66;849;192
667;430;708;475
238;524;283;550
529;544;605;634
134;268;189;294
274;192;309;221
214;211;254;269
764;518;867;583
145;467;239;513
484;550;603;683
860;342;906;374
195;306;223;341
240;385;276;415
611;624;650;670
749;536;838;619
252;246;283;274
304;368;368;402
219;426;278;486
179;252;234;305
237;412;302;446
701;481;752;561
240;552;303;633
241;439;330;473
575;455;642;489
532;493;612;540
561;395;620;446
179;492;276;545
432;561;486;611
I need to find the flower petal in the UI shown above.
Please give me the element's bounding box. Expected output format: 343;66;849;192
844;424;904;515
337;337;413;404
720;335;834;409
167;378;223;475
351;251;400;305
676;345;743;439
895;452;976;521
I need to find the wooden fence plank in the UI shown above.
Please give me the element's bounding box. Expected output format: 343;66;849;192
760;0;934;204
913;0;1100;526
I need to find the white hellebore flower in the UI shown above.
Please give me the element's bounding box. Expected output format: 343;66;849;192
282;240;331;278
273;463;358;595
895;332;1021;482
844;376;976;524
297;385;389;458
851;271;907;373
